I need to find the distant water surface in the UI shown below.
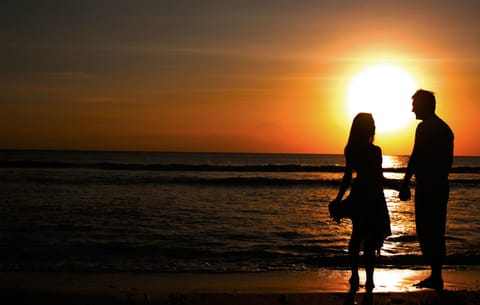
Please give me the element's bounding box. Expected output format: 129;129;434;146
1;150;479;272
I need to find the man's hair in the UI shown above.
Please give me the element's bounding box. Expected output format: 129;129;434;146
412;89;436;112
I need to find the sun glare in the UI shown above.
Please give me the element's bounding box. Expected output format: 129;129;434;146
347;64;417;133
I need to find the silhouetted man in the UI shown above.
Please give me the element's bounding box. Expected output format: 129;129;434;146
399;89;454;290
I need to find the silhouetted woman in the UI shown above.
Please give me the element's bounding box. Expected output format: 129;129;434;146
331;113;392;292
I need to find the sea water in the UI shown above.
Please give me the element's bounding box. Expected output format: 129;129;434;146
1;150;479;272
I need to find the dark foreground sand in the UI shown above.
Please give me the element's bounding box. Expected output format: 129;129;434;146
1;268;479;304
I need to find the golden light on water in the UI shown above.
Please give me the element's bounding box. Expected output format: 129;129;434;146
382;155;406;169
382;155;407;181
371;269;428;292
382;186;418;257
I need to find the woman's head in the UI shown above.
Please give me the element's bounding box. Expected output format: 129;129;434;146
346;113;375;151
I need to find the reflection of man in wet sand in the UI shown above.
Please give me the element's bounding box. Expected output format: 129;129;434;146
399;89;454;290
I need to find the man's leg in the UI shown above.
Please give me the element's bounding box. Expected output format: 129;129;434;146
414;184;448;290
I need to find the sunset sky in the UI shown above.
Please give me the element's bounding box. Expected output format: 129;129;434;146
1;1;479;155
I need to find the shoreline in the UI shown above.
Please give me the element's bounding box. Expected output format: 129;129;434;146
2;268;479;304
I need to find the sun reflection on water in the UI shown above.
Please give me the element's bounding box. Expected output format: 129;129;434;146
371;269;429;292
382;155;408;169
382;189;418;256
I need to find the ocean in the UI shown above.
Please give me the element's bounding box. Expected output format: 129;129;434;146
1;150;479;273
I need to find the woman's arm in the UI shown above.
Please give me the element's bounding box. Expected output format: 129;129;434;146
382;176;402;191
377;146;402;191
335;163;353;201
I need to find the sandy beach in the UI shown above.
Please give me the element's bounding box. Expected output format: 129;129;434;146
2;268;479;304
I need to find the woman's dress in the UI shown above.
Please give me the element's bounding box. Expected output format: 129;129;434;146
347;144;391;250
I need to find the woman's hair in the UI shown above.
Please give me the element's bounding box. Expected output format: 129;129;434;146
345;113;375;156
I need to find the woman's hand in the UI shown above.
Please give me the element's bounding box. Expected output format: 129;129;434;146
328;198;342;223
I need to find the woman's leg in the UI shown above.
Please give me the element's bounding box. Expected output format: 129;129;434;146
363;240;376;292
348;229;361;291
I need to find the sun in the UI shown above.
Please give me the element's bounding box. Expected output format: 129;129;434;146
347;64;417;133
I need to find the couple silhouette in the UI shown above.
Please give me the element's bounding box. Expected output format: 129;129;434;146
330;89;454;294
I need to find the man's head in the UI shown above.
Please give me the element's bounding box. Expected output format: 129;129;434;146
412;89;436;120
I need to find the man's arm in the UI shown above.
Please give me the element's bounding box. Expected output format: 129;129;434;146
399;149;415;201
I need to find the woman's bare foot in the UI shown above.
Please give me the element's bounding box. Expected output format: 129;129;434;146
349;274;360;292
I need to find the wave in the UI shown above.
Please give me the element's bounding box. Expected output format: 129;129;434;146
1;251;478;273
2;161;479;187
2;167;480;187
0;160;346;172
3;173;480;187
2;160;480;174
308;254;480;269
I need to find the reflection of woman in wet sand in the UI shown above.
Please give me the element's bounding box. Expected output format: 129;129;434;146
331;113;392;292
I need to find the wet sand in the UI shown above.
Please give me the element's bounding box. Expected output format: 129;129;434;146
2;268;479;304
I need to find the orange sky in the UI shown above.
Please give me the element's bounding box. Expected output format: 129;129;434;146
1;1;479;155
